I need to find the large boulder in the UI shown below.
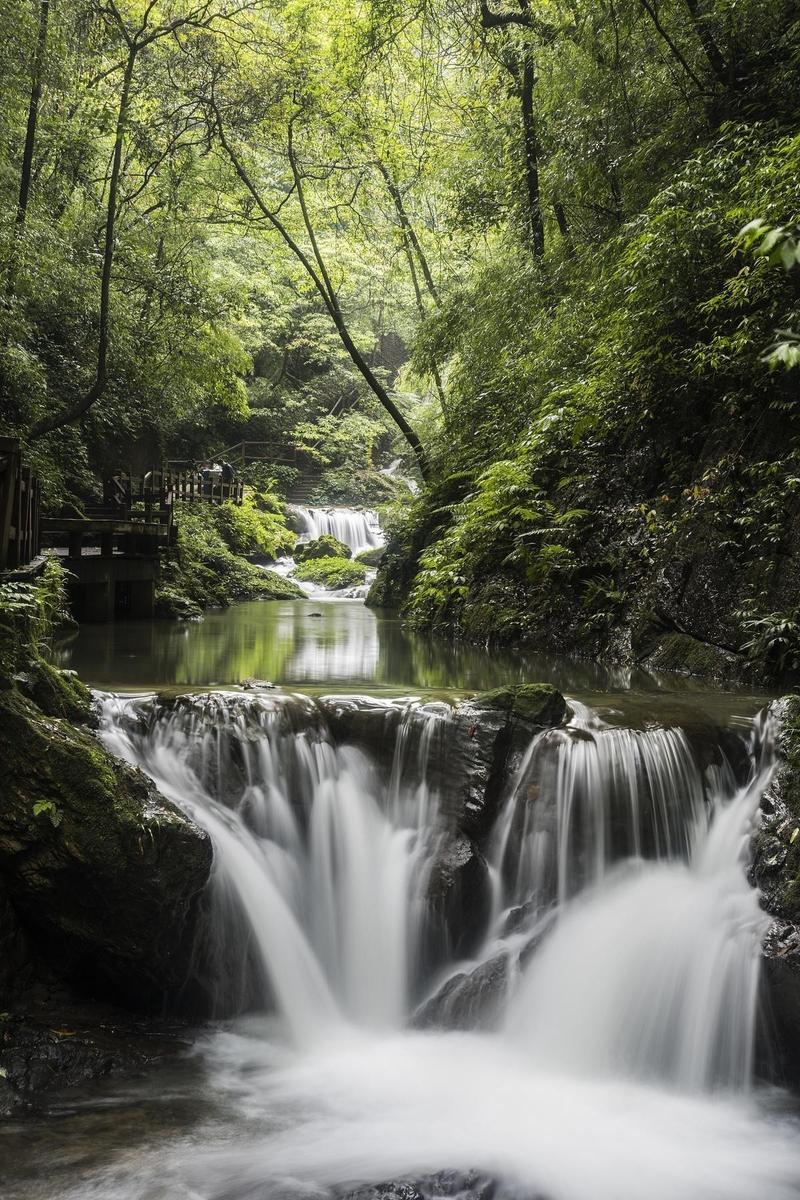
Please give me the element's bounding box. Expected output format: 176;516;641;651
429;686;568;838
0;687;212;1008
295;534;352;562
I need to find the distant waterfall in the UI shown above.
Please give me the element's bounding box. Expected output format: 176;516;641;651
289;505;384;554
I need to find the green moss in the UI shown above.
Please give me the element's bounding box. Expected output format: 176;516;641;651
293;556;368;590
296;535;351;562
15;657;93;724
355;546;385;567
474;683;567;727
256;570;307;599
637;632;743;680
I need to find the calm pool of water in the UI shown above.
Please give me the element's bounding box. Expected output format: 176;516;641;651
51;597;772;726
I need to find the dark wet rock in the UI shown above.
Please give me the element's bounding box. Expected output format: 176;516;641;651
0;1002;192;1116
425;835;492;960
413;953;509;1032
430;687;566;838
342;1186;425;1200
319;695;408;770
319;687;566;840
340;1173;543;1200
474;685;567;730
761;921;800;1083
0;687;212;1008
752;698;800;924
752;697;800;1084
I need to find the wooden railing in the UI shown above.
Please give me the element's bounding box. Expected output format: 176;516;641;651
103;469;244;515
0;437;41;570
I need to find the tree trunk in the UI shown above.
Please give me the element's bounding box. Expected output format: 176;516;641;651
520;50;544;257
377;160;440;305
682;0;730;88
637;0;706;93
213;109;428;478
7;0;51;294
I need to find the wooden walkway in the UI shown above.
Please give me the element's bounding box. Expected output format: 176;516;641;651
1;450;247;621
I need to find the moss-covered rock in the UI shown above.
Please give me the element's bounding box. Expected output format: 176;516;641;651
0;687;212;1007
295;534;352;562
355;545;385;567
256;568;307;599
473;684;568;729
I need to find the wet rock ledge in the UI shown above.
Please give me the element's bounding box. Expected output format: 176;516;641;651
0;663;212;1112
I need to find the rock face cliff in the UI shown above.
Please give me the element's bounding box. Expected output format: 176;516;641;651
751;696;800;1081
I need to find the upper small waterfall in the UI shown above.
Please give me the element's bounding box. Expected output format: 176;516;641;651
289;505;385;554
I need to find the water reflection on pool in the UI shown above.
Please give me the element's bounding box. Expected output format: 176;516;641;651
52;599;772;716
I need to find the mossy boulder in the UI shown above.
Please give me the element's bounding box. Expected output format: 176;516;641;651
255;568;307;599
355;545;385;567
11;657;94;724
0;688;212;1007
293;555;368;590
295;534;351;562
473;684;568;729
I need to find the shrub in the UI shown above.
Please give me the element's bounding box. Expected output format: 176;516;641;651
293;555;368;590
215;493;296;559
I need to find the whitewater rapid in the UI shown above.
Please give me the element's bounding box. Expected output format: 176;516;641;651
55;690;800;1200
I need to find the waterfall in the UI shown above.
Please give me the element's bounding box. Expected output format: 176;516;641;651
289;505;384;554
99;692;448;1035
81;692;800;1200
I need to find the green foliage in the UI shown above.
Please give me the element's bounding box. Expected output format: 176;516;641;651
293;555;368;590
215;493;296;559
738;217;800;368
741;609;800;675
0;557;70;671
157;502;303;616
393;121;800;669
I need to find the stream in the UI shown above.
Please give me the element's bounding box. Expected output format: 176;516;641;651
4;508;800;1200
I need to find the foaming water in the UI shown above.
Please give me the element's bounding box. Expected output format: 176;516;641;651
100;692;447;1032
19;692;798;1200
288;505;384;554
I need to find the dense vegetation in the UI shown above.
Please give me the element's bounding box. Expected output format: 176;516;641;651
1;0;799;673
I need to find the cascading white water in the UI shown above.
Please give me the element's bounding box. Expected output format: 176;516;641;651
289;505;385;554
77;691;800;1200
99;692;447;1035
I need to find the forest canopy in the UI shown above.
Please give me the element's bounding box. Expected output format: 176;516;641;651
1;0;799;669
